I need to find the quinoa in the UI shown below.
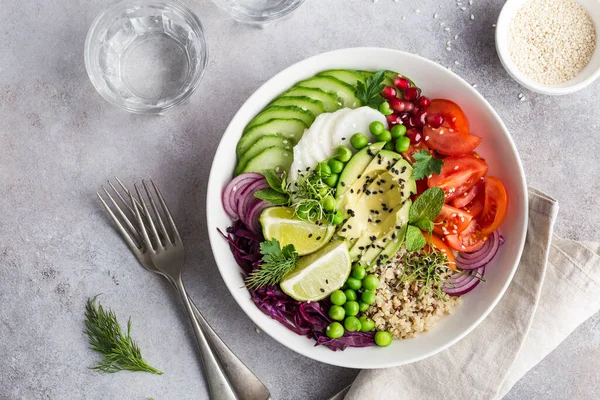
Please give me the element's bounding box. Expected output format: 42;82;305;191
508;0;596;85
367;253;461;339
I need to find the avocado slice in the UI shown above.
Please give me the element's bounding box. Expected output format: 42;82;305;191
336;142;386;200
371;224;408;268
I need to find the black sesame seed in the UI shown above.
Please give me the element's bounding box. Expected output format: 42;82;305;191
347;225;352;229
368;218;372;223
379;190;384;194
320;288;325;293
370;235;377;241
342;228;347;232
308;233;313;238
342;137;346;140
382;238;387;243
350;188;354;194
357;174;362;179
375;219;381;223
348;210;355;217
326;279;329;284
395;225;401;229
401;166;407;173
365;190;371;195
341;182;346;187
316;236;321;240
359;246;365;250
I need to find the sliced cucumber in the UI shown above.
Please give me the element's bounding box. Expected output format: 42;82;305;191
270;96;326;117
296;76;361;109
236;118;306;158
245;106;315;132
282;87;340;112
240;146;293;174
235;134;294;175
317;70;366;86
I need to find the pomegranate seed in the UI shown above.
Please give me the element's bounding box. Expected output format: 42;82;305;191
406;128;423;144
389;98;404;112
414;108;428;126
404;101;415;113
418;96;431;108
394;76;411;90
386;113;402;126
427;113;445;128
400;113;412;125
381;86;397;100
403;87;420;101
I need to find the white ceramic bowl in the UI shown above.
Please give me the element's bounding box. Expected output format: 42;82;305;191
206;48;528;368
496;0;600;95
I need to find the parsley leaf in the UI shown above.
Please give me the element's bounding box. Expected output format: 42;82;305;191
409;187;445;223
254;188;289;205
412;150;444;181
245;239;298;289
405;225;427;252
355;70;386;109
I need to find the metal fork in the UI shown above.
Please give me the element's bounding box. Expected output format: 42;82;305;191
98;178;270;400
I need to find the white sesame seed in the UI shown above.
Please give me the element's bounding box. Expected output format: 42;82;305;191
402;16;406;20
470;14;475;20
446;40;451;45
440;21;445;26
446;47;452;52
454;61;460;65
428;175;433;179
454;165;459;170
469;0;473;4
492;23;496;28
461;245;466;250
518;93;524;99
425;136;430;141
414;9;420;14
439;130;444;135
444;27;450;31
434;13;438;18
454;34;459;40
472;84;478;88
461;6;466;11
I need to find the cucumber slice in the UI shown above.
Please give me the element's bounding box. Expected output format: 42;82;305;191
296;76;361;109
235;134;294;175
317;70;366;86
240;146;293;174
282;87;340;112
271;96;326;117
245;106;315;132
236;118;306;158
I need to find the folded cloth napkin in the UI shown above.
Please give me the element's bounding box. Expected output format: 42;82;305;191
340;188;600;400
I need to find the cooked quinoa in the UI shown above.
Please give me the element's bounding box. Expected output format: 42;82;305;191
367;253;461;339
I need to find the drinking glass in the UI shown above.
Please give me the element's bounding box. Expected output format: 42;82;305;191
211;0;305;24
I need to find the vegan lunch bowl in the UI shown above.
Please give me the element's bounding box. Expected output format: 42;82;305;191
207;48;528;368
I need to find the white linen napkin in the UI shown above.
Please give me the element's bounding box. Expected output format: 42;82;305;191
340;188;600;400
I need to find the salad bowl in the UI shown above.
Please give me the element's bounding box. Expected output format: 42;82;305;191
206;47;528;368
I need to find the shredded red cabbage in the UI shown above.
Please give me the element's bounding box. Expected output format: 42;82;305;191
219;220;375;351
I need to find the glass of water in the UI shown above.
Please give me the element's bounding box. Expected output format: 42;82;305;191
85;0;208;114
211;0;305;24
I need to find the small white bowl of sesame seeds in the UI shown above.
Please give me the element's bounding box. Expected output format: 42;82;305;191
496;0;600;95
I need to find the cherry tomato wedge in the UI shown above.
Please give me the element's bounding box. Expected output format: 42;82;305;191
427;155;488;202
452;182;483;209
423;125;482;156
445;220;487;252
465;186;485;218
425;233;457;270
427;99;470;133
402;141;431;164
434;204;472;236
478;176;509;236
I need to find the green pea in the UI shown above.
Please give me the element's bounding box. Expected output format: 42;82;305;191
351;265;366;280
362;274;380;291
344;289;357;301
343;301;359;317
330;290;347;306
326;322;344;339
359;316;376;332
395;136;410;153
328;305;345;321
327;158;344;174
361;290;376;305
322;195;336;212
369;121;385;136
346;277;362;291
316;162;331;177
344;316;362;332
379;130;392;142
334;146;353;162
374;331;393;347
350;133;368;150
359;302;370;312
323;173;339;187
391;124;407;139
330;210;345;225
383;141;394;151
296;203;311;220
378;101;393;116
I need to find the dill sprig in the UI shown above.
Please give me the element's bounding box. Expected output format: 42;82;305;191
245;239;299;289
84;296;163;374
397;250;455;300
287;170;335;223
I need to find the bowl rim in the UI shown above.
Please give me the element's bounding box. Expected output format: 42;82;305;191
495;0;600;96
206;47;528;368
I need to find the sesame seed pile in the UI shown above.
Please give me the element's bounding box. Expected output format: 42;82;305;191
508;0;596;85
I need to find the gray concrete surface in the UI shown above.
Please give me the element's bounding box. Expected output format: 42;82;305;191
0;0;598;399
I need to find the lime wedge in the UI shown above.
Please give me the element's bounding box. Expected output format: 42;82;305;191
280;241;351;302
260;207;335;256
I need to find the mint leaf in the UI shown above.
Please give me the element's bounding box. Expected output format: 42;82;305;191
356;70;386;109
254;188;289;205
415;218;434;232
412;150;444;181
263;170;284;193
405;225;426;252
409;187;445;224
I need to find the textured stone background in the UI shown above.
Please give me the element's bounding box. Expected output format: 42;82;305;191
0;0;599;399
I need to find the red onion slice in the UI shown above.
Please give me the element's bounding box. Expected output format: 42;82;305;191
237;180;270;219
452;182;482;209
245;199;269;234
456;230;500;270
222;173;263;218
443;266;485;296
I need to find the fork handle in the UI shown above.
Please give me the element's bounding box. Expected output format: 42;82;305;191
188;298;271;400
174;277;238;400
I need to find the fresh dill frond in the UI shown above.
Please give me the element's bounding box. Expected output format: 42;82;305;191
84;296;163;374
245;239;299;289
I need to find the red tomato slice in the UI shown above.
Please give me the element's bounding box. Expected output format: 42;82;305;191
427;99;470;132
402;141;431;164
425;233;457;270
423;125;482;156
434;204;473;236
478;176;509;236
465;186;485;218
452;181;483;209
445;220;487;252
427;155;488;202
